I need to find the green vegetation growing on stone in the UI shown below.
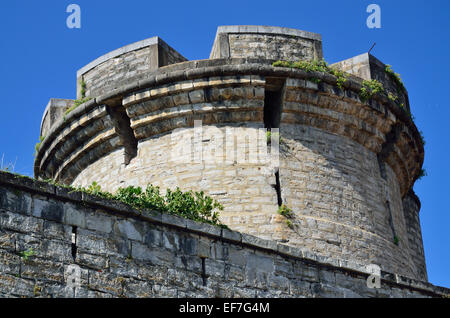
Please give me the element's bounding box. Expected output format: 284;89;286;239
273;60;419;128
33;284;42;297
278;204;293;218
385;65;405;93
285;219;294;229
80;79;87;98
3;172;227;228
393;235;399;246
272;59;348;90
417;168;427;181
278;204;295;229
34;135;46;156
387;92;399;103
65;97;93;116
359;79;385;103
419;130;426;146
19;248;35;261
266;131;282;145
74;182;226;228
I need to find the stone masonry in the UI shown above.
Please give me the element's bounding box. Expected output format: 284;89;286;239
32;26;434;293
0;172;448;298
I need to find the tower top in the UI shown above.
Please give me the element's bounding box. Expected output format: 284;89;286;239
210;25;323;61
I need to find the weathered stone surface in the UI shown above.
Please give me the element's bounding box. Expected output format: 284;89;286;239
76;37;187;99
210;25;323;61
0;171;444;298
26;25;436;297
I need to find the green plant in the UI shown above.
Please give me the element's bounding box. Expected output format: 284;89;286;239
126;254;133;263
419;130;426;146
385;65;405;93
278;204;294;219
76;182;225;227
393;236;399;246
33;284;41;297
359;79;384;102
87;181;102;196
285;220;294;229
387;92;399;103
273;60;413;121
34;135;46;156
266;131;282;145
328;67;348;90
266;131;271;143
19;248;35;261
417;168;427;181
272;59;347;90
80;79;87;98
272;60;293;68
65;97;92;116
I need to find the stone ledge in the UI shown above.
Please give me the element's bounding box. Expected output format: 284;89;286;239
0;170;448;297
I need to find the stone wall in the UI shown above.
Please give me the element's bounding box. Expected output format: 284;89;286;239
331;53;410;111
40;99;74;138
403;191;427;280
35;58;426;281
77;37;187;99
210;25;323;61
0;171;448;298
34;26;430;289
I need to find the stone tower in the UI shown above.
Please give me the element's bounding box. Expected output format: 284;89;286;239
34;26;427;281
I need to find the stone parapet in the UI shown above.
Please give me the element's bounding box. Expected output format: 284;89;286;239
0;171;448;298
210;25;323;61
76;36;187;99
40;99;75;138
332;53;410;111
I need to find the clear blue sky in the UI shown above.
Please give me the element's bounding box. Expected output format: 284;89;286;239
0;0;448;288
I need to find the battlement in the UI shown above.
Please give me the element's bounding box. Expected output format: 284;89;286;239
34;25;428;284
76;36;187;99
332;53;410;111
210;25;323;61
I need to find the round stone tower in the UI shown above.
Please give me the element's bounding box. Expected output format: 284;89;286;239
35;26;427;281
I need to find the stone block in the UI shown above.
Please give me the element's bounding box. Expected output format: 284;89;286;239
114;219;143;241
86;212;113;234
0;188;32;216
32;196;64;223
63;202;86;228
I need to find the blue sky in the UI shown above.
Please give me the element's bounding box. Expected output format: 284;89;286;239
0;0;449;288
